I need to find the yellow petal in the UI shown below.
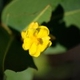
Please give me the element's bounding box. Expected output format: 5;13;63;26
28;22;35;29
42;36;51;40
28;22;39;29
22;38;32;50
27;29;34;37
21;22;35;38
42;36;52;47
36;26;49;38
27;22;39;37
32;44;41;57
29;42;38;56
40;39;52;52
21;31;27;39
49;41;52;46
32;50;40;57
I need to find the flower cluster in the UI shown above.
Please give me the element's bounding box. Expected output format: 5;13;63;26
21;22;52;57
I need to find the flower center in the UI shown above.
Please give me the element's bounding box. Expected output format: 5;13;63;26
32;36;43;44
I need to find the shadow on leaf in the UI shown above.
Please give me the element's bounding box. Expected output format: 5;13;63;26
4;28;37;72
42;4;80;50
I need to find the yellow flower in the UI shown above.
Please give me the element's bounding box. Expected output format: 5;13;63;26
21;22;52;57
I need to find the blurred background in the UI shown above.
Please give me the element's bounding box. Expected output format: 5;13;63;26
0;0;80;80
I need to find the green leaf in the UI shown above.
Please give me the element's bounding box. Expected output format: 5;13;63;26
1;0;63;55
4;68;34;80
1;0;53;31
2;0;80;55
60;0;80;28
1;0;62;56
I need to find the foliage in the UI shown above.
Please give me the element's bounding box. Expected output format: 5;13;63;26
0;0;80;80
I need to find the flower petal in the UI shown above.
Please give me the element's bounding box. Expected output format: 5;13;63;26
32;50;40;57
36;26;49;38
48;41;52;46
42;36;51;40
32;44;41;57
21;31;27;39
27;22;39;37
40;39;52;52
29;42;38;56
22;38;32;50
28;22;39;29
